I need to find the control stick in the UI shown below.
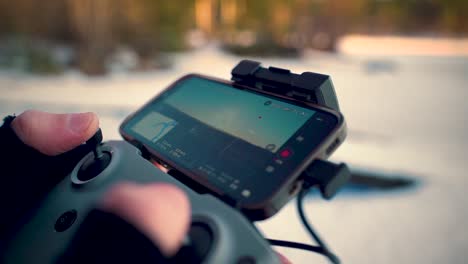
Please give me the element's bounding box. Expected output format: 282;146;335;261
77;129;111;182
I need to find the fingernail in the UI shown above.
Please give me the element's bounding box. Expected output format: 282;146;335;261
67;113;92;134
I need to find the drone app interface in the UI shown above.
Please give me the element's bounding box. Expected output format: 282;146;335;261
124;76;337;202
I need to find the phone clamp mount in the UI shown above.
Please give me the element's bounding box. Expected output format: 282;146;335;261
232;60;351;200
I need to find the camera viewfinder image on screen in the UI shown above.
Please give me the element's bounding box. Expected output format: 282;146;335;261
124;76;338;202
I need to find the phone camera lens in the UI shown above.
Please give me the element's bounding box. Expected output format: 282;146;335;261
264;101;272;106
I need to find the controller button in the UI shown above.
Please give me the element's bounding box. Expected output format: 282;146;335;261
237;256;256;264
54;210;77;232
172;222;213;263
279;148;293;159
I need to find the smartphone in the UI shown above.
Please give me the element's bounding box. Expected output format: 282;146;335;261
120;74;346;220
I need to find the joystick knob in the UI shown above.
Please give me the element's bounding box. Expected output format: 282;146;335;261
86;128;104;159
77;129;111;182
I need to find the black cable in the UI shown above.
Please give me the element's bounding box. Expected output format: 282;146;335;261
297;187;340;264
266;187;341;263
267;238;328;255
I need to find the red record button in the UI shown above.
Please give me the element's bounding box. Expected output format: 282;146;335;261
279;149;293;158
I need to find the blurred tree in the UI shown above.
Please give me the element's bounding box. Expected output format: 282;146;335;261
0;0;70;39
294;0;368;50
67;0;114;75
145;0;194;51
437;0;468;34
363;0;467;35
0;0;194;74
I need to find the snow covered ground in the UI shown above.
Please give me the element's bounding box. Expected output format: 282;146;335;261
1;42;467;263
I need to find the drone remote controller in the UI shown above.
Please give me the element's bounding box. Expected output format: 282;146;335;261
3;129;281;264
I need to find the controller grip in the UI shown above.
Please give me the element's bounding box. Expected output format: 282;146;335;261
2;141;281;264
57;209;170;264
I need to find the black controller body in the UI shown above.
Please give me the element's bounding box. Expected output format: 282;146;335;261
3;140;281;264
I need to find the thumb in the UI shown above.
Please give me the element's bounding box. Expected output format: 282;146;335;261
11;110;99;156
99;183;191;256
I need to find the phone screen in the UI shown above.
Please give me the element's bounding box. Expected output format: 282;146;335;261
121;75;340;203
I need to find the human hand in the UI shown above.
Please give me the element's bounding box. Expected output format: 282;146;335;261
11;110;190;256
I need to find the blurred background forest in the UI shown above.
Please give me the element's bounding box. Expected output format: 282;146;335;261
0;0;466;75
